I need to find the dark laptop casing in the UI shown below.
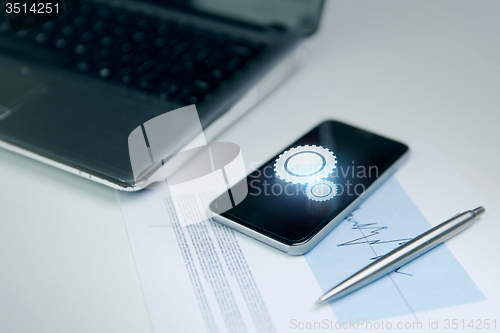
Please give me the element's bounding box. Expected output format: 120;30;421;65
0;0;324;190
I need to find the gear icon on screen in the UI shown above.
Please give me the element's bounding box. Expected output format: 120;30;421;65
274;145;337;184
305;180;337;202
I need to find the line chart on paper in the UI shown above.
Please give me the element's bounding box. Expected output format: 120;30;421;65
337;209;413;276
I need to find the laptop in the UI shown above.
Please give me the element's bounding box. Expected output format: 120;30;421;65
0;0;324;191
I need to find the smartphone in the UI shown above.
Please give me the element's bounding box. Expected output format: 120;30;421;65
210;120;409;255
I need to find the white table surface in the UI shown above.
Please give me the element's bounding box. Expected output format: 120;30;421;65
1;1;499;332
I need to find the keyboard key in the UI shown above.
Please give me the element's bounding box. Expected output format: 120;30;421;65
120;53;132;64
172;41;189;55
76;61;91;72
101;36;113;47
210;68;227;80
154;83;180;101
110;68;140;86
81;31;94;42
93;21;106;32
62;26;75;37
113;26;127;37
54;38;67;49
121;42;132;53
42;21;56;32
119;74;134;85
195;48;211;61
176;88;206;105
74;44;87;54
16;30;29;38
134;77;157;93
132;31;146;42
65;57;93;73
35;32;48;44
93;48;110;61
99;67;111;78
246;38;266;50
195;79;219;93
0;21;10;33
227;56;245;70
225;43;252;57
155;37;167;48
142;60;155;70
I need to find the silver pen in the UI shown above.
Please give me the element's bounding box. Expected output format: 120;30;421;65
316;206;486;305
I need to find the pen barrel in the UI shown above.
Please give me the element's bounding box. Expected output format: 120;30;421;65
367;210;478;275
319;208;484;303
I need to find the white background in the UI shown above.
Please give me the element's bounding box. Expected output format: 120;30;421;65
1;1;499;332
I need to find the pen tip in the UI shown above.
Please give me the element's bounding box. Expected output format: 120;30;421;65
473;206;486;217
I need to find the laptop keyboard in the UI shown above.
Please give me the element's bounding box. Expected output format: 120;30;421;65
0;1;267;106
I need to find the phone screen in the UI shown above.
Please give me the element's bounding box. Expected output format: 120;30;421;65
211;121;408;245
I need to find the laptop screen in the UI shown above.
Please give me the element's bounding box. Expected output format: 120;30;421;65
158;0;324;35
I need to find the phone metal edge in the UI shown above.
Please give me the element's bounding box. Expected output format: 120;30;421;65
212;149;410;255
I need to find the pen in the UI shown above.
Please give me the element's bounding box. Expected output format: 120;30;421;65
316;206;486;305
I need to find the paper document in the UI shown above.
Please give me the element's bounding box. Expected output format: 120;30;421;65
118;140;500;332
